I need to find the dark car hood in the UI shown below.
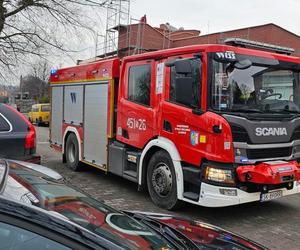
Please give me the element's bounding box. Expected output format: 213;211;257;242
128;211;266;250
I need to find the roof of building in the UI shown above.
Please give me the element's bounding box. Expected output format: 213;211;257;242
200;23;300;39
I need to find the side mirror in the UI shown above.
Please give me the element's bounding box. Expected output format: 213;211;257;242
165;59;192;74
174;60;192;74
175;77;194;106
234;59;252;69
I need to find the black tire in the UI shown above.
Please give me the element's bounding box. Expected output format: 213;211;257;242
65;133;82;171
147;150;183;210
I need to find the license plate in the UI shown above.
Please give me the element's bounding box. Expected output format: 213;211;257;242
260;190;283;202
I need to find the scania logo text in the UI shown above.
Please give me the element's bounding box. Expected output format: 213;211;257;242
255;127;287;136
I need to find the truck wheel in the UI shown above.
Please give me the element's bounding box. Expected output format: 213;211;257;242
65;133;81;171
147;150;183;210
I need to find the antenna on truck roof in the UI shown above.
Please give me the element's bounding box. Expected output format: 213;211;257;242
224;38;295;55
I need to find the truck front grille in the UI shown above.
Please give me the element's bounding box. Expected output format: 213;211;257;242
231;124;300;144
291;126;300;141
246;147;292;160
231;124;251;143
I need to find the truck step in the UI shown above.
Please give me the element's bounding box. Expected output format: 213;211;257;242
123;170;138;183
183;192;199;201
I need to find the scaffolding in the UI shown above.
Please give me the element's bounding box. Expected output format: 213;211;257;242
103;0;130;57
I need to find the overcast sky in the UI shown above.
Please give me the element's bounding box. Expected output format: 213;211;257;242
10;0;300;84
73;0;300;64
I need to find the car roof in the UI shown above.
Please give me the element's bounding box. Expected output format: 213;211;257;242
0;196;124;249
34;103;50;106
8;160;63;181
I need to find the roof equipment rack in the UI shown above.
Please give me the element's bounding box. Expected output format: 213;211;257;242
224;38;295;55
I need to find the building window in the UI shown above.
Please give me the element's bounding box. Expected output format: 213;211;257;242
169;58;202;108
128;64;151;106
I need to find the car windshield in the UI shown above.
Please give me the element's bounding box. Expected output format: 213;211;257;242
5;163;175;250
210;53;300;114
41;105;50;112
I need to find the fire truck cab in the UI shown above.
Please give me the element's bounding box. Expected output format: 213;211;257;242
50;40;300;209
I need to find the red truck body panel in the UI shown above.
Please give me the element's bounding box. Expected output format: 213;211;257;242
49;43;300;207
50;58;120;83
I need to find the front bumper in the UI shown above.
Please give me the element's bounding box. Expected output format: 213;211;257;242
198;181;300;207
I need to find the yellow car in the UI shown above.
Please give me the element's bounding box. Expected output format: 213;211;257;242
28;103;50;126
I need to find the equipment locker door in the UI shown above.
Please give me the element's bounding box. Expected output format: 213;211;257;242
83;82;109;166
64;85;83;125
50;86;63;146
117;60;156;149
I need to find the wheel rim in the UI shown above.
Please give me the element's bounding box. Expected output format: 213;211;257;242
151;162;172;197
68;143;76;163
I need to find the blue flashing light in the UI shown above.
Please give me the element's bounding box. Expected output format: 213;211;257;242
240;157;249;163
50;69;58;75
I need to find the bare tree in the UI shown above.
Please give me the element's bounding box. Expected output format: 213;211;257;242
21;74;45;100
31;59;51;82
30;59;51;99
0;0;109;79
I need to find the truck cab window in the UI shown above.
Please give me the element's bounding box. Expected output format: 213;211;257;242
128;64;151;106
169;58;202;108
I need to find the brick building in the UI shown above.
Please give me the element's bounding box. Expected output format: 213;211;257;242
102;20;300;58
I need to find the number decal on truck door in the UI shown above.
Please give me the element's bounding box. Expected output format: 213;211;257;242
127;118;147;131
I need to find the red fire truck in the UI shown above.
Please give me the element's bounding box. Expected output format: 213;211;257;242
50;39;300;209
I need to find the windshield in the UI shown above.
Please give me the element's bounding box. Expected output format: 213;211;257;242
41;105;50;112
210;54;300;114
5;163;175;250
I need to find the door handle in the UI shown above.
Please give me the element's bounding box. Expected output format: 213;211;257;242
122;129;129;139
163;120;172;133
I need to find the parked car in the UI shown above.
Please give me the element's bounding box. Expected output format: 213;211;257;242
0;104;40;164
0;196;125;249
28;103;50;125
0;159;266;250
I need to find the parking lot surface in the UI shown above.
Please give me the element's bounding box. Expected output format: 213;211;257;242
37;126;300;249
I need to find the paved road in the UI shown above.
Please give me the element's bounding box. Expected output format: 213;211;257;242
36;126;300;250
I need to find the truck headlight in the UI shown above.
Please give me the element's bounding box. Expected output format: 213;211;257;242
204;166;235;184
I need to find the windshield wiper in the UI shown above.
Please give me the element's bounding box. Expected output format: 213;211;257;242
265;109;300;115
230;108;264;113
269;110;300;120
130;213;200;250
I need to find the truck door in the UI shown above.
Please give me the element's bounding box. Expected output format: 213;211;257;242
117;60;156;148
161;56;206;167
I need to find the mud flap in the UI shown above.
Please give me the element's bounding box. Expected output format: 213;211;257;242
237;160;300;184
